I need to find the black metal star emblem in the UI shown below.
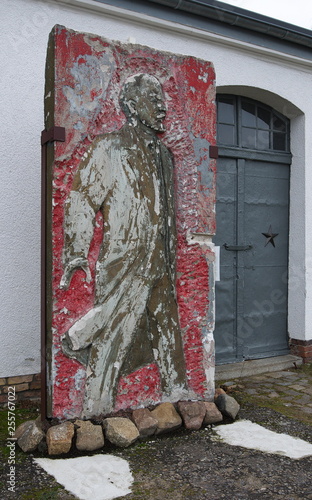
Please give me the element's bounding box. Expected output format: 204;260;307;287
262;226;278;247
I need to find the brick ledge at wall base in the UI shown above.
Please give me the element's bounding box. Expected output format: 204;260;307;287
290;339;312;364
15;396;240;455
0;374;41;406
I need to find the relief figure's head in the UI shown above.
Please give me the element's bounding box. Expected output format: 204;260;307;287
120;73;166;132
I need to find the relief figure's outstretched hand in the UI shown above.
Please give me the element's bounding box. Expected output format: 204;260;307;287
60;257;92;290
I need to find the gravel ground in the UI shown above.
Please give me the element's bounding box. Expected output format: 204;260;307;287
1;402;311;500
1;366;312;500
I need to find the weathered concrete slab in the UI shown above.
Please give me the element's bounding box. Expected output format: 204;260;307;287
45;25;216;420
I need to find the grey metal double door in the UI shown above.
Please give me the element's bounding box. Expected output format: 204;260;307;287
214;149;290;364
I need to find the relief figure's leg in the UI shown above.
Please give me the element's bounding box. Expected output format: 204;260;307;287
147;274;187;397
81;276;150;418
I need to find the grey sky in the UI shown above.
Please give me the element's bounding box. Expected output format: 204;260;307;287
220;0;312;30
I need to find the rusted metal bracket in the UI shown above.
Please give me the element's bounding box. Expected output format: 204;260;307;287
41;126;65;421
41;126;66;146
209;145;219;159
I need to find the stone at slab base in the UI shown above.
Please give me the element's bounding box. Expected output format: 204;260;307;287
15;420;34;441
214;387;226;399
215;394;240;420
150;402;182;434
132;408;158;437
17;421;45;452
203;402;223;424
46;421;75;455
75;419;104;451
177;401;206;430
103;417;139;447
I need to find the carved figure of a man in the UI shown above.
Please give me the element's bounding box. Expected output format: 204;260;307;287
61;73;187;418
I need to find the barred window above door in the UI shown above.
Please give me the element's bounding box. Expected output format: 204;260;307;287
217;95;290;152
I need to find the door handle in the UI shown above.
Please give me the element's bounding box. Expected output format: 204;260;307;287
223;244;253;251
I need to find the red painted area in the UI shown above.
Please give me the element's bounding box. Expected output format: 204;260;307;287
115;364;162;411
49;26;216;418
176;239;213;396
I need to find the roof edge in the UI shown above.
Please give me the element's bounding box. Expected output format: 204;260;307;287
146;0;312;49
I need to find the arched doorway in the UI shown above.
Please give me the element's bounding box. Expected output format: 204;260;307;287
214;95;291;364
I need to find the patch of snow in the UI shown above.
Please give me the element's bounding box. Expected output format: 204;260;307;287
34;454;133;500
213;420;312;459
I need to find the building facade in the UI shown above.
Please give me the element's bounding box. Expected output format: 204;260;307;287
1;0;312;404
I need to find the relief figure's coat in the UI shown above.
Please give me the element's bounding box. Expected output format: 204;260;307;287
62;120;186;417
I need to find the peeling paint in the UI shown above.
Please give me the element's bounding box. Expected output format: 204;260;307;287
46;26;216;419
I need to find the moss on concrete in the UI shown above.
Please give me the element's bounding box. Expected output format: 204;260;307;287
222;364;312;427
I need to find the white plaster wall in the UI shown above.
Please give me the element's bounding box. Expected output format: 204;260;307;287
303;111;312;339
1;0;311;377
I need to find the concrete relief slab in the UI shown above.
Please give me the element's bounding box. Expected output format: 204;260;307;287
44;26;216;419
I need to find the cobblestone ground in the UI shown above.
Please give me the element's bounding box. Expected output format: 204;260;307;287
221;363;312;426
0;364;311;499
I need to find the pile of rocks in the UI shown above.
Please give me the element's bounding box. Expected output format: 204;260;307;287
15;394;239;456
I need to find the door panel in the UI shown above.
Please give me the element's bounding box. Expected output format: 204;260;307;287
214;157;238;363
214;157;290;364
